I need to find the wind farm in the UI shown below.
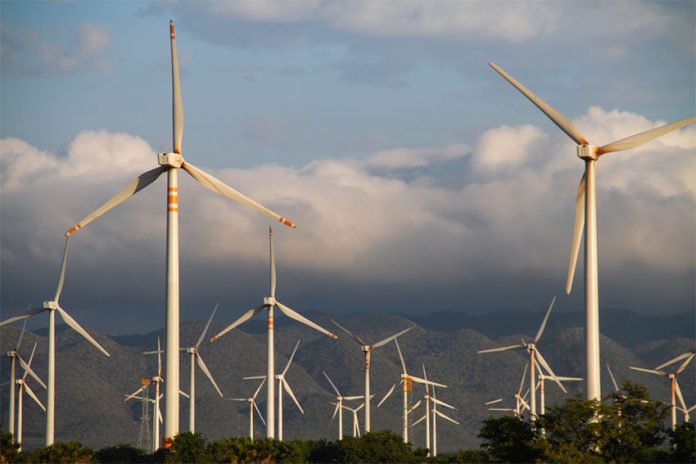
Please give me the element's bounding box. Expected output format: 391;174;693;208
1;2;695;461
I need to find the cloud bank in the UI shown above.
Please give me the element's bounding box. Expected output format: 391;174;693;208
1;108;694;333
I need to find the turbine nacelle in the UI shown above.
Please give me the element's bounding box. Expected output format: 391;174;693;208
263;296;276;306
6;350;17;357
577;144;599;161
43;301;58;310
158;152;184;168
185;347;196;355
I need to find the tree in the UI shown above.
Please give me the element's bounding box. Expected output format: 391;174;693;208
0;427;20;464
668;422;696;463
94;444;148;463
24;441;94;464
165;432;211;464
478;415;541;462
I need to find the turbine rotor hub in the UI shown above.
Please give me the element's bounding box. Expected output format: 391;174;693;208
263;296;276;306
43;301;58;310
577;144;599;160
158;152;184;168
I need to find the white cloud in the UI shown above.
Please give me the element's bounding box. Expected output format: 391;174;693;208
1;107;693;322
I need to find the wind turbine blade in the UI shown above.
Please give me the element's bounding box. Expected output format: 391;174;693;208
18;355;46;389
53;237;71;302
0;307;44;328
343;395;365;401
16;315;28;350
322;371;341;396
124;385;147;401
275;301;337;339
395;339;407;374
55;306;110;356
566;174;586;294
655;351;695;372
412;414;426;426
606;362;620;392
599;115;696;155
244;375;267;381
282;340;301;375
517;364;529;396
269;227;277;298
485;398;503;406
629;366;665;376
407;400;422;414
328;318;367;346
330;401;340;421
674;380;688;413
253;401;266;426
282;379;304;414
434;409;460;425
409;375;447;388
519;396;530;411
24;383;46;412
431;397;456;410
211;305;264;341
534;350;566;393
488;62;589;145
252;378;266;401
533;296;556;343
181;161;296;228
196;303;219;349
478;343;525;354
675;353;695;375
196;354;223;397
373;325;415;349
179;390;190;398
65;167;166;236
355;403;365;413
169;20;184;154
156;337;163;378
158;408;163;424
422;364;430;396
378;383;396;407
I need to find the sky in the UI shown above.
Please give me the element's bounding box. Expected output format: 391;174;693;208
1;1;694;335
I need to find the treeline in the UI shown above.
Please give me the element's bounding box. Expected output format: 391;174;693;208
1;382;694;463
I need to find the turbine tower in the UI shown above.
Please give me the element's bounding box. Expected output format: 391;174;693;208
0;237;110;446
489;62;696;402
63;21;296;446
211;227;337;438
478;296;563;419
183;303;223;433
329;319;413;433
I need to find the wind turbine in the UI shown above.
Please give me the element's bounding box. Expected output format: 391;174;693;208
323;371;364;440
211;227;337;438
142;337;166;449
489;62;696;402
486;364;531;418
630;351;695;429
182;303;223;433
342;402;365;438
478;296;563;419
537;371;582;416
0;237;110;445
411;365;457;456
329;319;413;433
229;378;266;440
63;21;296;446
15;342;46;452
5;319;45;440
243;340;305;441
378;339;445;443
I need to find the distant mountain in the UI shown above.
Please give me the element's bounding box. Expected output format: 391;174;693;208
1;308;693;453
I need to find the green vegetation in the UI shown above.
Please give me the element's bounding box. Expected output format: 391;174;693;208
1;382;694;463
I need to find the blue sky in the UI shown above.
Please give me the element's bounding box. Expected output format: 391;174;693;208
1;1;694;334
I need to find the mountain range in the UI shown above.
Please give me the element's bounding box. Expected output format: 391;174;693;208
1;308;694;453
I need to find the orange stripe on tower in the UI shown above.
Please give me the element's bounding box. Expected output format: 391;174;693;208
168;196;178;204
168;187;178;192
268;316;274;329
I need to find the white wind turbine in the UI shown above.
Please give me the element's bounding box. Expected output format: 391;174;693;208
478;296;563;420
411;365;458;456
0;237;110;446
630;351;695;429
182;304;223;433
124;380;156;453
537;371;582;416
329;319;413;433
244;340;305;441
5;319;45;440
323;371;365;440
63;21;296;445
211;227;337;438
378;339;445;443
229;378;266;440
489;62;696;402
486;364;531;418
342;402;365;438
15;342;46;452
